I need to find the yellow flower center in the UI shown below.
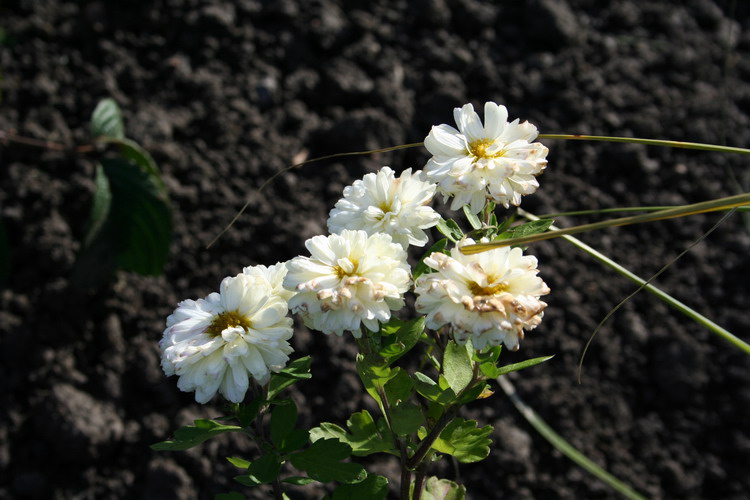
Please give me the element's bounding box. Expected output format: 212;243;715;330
468;280;509;296
205;310;252;337
468;138;505;160
334;258;359;279
378;202;392;214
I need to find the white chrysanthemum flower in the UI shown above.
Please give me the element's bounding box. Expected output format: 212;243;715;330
414;238;549;351
424;101;548;214
242;262;295;302
160;270;294;404
284;229;411;337
327;167;441;248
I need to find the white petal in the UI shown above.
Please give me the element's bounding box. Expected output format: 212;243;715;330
483;102;508;139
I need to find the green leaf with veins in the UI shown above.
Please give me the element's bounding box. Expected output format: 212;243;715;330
332;473;389;500
390;401;425;436
234;453;282;486
227;456;251;469
151;419;244;451
436;218;464;242
413;372;456;405
282;476;317;486
268;356;311;400
443;341;474;394
91;98;125;139
270;400;297;447
495;355;554;377
289;439;366;484
496;219;554;242
463;205;482;230
432;418;492;463
310;410;396;456
383;369;413;404
379;317;425;365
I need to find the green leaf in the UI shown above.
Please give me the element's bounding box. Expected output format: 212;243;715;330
496;355;555;377
383;369;413;404
270;401;297;447
91;98;124;139
237;398;263;428
356;355;399;406
379;316;406;336
496;219;554;242
432;418;492;463
456;382;492;405
234;454;282;486
103;158;171;275
310;410;396;456
443;341;473;394
100;136;166;193
332;474;389;500
390;401;424;436
413;372;456;405
420;477;466;500
474;345;503;378
268;356;312;400
83;163;112;248
473;345;503;364
289;439;366;484
72;156;172;287
379;317;425;365
463;205;482;230
227;456;251;469
413;238;448;281
436;218;464;243
151;419;244;451
215;493;245;500
282;476;317;486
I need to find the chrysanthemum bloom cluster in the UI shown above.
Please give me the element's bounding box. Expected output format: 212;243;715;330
160;264;294;403
424;101;548;214
415;239;550;351
284;229;411;337
327;166;441;248
160;100;552;405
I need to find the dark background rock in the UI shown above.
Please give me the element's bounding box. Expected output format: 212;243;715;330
1;0;749;498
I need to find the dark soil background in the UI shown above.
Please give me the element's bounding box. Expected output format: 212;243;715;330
2;0;750;498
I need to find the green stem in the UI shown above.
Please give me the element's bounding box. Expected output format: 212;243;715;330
519;210;750;356
461;192;750;253
538;133;750;155
497;377;647;500
412;465;428;500
407;363;482;470
377;386;411;499
538;205;750;218
271;479;284;500
406;404;459;470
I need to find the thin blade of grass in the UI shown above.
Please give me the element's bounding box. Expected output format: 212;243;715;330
538;205;750;219
538;133;750;155
497;376;648;500
518;210;750;357
461;193;750;254
206;142;424;248
577;209;738;382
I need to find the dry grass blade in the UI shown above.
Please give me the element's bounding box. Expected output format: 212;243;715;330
460;193;750;254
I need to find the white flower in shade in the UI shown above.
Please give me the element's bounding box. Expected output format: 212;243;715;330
327;167;441;248
284;229;411;337
160;270;294;404
414;239;549;351
423;101;548;214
